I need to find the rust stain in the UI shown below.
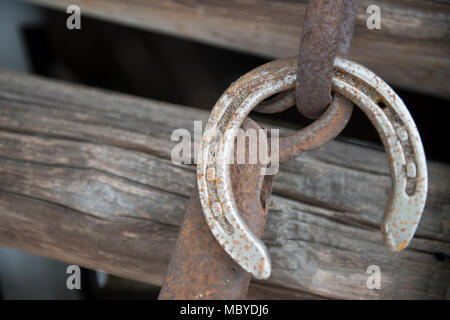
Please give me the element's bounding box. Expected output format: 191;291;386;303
397;240;408;251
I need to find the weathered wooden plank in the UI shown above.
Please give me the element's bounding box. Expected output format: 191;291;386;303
0;69;449;299
20;0;450;99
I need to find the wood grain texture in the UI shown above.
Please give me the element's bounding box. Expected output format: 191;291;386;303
0;69;449;299
20;0;450;99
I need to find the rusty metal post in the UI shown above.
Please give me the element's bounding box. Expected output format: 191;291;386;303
296;0;358;119
158;119;273;299
254;0;358;118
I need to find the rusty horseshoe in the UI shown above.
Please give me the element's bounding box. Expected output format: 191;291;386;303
197;57;428;279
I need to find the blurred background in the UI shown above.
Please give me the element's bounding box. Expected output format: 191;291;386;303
0;0;448;299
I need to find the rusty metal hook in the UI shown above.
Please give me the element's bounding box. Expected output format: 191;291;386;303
296;0;358;119
254;0;358;120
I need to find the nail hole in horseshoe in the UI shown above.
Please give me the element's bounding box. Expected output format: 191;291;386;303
260;190;267;211
259;176;273;211
378;101;387;109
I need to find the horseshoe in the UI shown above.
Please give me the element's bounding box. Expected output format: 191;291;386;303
197;57;428;279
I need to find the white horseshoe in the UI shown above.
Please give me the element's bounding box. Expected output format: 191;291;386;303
197;58;428;279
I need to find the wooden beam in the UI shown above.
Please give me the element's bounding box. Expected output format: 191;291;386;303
0;69;449;299
20;0;450;99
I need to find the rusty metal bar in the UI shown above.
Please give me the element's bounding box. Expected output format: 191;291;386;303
254;90;295;114
278;93;352;162
158;119;273;299
296;0;358;119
